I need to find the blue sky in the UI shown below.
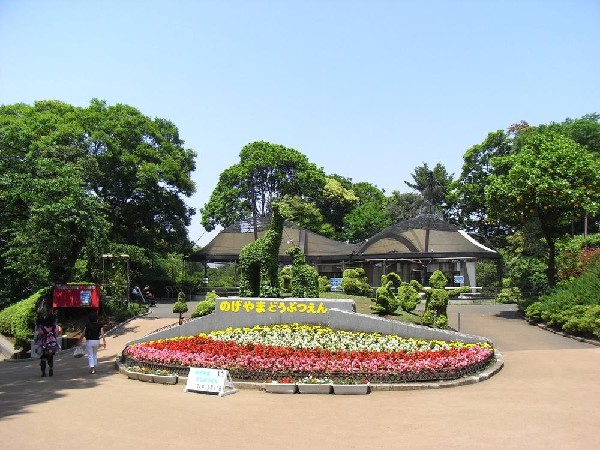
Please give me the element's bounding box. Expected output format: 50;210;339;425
1;0;599;246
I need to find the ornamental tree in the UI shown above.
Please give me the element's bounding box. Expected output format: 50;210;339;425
200;141;326;236
486;129;600;287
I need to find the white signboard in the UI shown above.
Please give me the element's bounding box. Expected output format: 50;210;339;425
184;367;238;397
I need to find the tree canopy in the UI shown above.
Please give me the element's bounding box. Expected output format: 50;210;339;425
200;141;326;234
0;99;196;299
486;128;600;286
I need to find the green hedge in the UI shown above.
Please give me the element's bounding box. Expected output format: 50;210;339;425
0;288;47;349
191;290;217;318
525;255;600;339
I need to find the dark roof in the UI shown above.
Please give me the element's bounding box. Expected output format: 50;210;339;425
189;221;358;263
190;213;498;263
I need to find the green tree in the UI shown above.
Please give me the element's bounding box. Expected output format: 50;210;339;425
486;129;600;287
449;129;515;245
342;182;390;243
201;141;326;236
386;191;424;223
0;100;196;300
84;99;196;254
405;163;454;208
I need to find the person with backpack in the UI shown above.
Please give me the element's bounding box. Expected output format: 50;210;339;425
78;311;106;374
35;313;62;377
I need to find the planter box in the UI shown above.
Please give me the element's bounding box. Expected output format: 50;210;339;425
153;374;178;385
137;373;154;383
332;384;370;395
297;383;332;394
264;383;298;394
126;371;138;381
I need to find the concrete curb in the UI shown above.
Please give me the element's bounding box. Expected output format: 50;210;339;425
531;322;600;347
115;352;504;392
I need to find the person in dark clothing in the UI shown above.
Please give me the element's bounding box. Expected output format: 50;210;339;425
144;285;156;306
35;313;62;377
79;312;106;374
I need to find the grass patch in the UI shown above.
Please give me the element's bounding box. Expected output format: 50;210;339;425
324;292;423;325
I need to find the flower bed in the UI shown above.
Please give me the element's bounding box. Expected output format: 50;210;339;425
123;324;494;383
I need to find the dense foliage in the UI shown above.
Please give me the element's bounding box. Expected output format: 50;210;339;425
0;99;196;301
191;291;217;318
525;245;600;338
287;246;320;298
0;289;46;348
238;203;285;297
341;268;372;296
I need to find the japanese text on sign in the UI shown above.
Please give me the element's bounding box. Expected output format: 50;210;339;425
186;368;227;393
219;300;328;314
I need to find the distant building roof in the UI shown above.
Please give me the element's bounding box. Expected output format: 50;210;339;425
352;215;497;260
189;220;357;263
190;212;497;264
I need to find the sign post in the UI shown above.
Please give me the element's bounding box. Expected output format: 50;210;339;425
184;367;238;397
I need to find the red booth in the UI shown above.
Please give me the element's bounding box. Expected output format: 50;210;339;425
53;284;101;311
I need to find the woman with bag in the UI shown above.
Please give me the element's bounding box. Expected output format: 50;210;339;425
78;312;106;374
35;313;62;377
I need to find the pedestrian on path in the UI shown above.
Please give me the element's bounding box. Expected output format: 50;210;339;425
35;313;62;377
79;312;106;374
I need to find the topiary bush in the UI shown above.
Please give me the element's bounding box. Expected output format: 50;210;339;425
191;290;217;318
238;203;286;297
278;266;292;294
173;291;189;324
397;281;421;313
421;271;449;328
341;268;372;296
371;273;402;315
318;276;331;293
287;246;320;298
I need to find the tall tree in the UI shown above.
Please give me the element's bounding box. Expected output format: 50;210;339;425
342;182;390;243
0;100;196;299
386;191;424;223
486;129;600;287
83;99;196;253
449;129;516;246
405;162;453;208
201;141;326;236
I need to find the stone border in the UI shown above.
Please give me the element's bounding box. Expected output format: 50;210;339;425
114;352;504;392
531;322;600;347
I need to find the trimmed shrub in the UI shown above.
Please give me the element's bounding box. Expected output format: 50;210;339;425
191;290;217;318
341;268;372;296
318;276;331;293
0;288;47;349
371;280;400;315
397;282;421;313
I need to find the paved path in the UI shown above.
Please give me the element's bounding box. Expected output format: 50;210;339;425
1;304;599;449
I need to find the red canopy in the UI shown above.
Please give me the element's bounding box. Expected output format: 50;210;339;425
53;284;100;310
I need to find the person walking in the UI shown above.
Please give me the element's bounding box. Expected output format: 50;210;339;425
79;312;106;374
35;313;62;377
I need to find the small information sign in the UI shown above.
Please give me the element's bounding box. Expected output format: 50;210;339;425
453;275;465;284
184;367;238;397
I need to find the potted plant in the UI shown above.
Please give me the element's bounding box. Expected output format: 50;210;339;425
297;375;333;394
135;366;154;383
125;365;140;380
264;377;297;394
152;368;178;385
332;377;371;395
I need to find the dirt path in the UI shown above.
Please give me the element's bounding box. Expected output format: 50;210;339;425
1;306;599;449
